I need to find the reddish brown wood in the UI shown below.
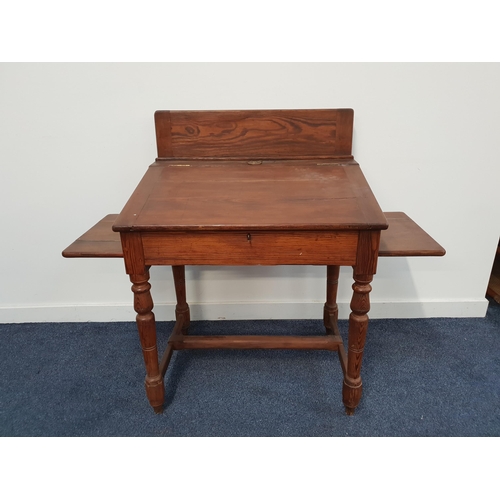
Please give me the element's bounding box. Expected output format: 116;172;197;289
142;231;358;266
170;334;343;351
120;232;146;276
159;344;174;378
112;165;164;233
342;230;380;415
130;270;164;413
62;214;122;258
155;110;172;159
172;265;190;333
324;265;340;335
121;233;164;413
155;109;354;160
63;211;444;260
159;319;184;378
323;279;348;375
62;109;446;416
343;275;372;415
112;162;388;233
337;343;347;376
379;212;446;257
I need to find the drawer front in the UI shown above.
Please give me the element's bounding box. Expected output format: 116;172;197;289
142;231;358;266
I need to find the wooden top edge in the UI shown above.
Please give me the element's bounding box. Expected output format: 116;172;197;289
154;108;354;115
62;245;123;258
113;223;389;233
154;155;356;162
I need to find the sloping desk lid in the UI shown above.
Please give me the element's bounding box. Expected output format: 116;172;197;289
112;160;388;233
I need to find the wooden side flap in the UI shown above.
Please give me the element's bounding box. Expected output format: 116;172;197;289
62;214;123;258
379;212;446;257
155;109;354;160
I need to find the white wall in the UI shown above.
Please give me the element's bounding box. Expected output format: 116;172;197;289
1;63;499;323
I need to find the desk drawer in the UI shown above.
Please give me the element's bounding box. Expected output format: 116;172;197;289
142;231;358;266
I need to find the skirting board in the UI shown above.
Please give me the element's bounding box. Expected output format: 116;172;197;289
0;299;489;323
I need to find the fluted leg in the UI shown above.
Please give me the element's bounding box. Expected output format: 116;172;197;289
172;265;190;333
130;270;165;413
324;265;340;335
342;272;373;415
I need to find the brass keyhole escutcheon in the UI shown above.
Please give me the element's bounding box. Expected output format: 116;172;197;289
247;233;251;242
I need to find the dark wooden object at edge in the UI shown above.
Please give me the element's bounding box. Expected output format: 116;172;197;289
486;239;500;304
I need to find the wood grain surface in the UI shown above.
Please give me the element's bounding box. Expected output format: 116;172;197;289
378;212;446;256
62;109;447;416
155;109;354;159
112;162;388;232
142;230;358;266
62;214;122;258
63;212;445;259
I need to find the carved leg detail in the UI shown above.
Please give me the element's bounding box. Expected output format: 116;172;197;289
131;271;165;413
343;274;372;415
172;265;190;333
324;265;340;335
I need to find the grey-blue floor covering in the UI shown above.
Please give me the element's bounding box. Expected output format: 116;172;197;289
1;300;499;436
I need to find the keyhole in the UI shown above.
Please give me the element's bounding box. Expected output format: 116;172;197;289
247;233;251;242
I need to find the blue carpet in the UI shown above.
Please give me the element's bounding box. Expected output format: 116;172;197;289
1;300;499;436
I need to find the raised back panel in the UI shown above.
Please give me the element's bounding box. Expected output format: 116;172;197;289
155;109;354;160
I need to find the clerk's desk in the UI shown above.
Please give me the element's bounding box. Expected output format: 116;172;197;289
63;109;445;415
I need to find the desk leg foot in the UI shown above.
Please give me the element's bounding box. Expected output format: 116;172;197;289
172;265;191;334
343;380;362;415
153;404;164;414
324;265;340;335
131;271;165;412
342;273;372;414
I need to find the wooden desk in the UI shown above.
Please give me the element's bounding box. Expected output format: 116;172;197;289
63;109;445;415
115;109;388;416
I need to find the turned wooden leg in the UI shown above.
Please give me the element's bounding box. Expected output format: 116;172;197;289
172;265;190;333
343;272;373;415
130;269;165;414
324;265;340;335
